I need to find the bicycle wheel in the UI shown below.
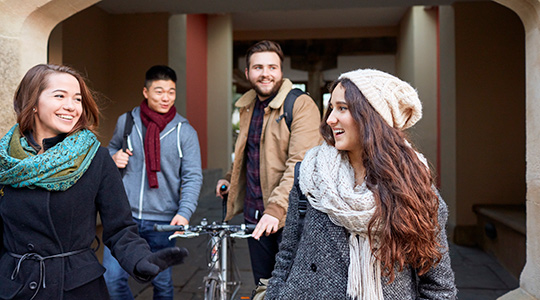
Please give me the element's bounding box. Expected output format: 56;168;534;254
204;279;221;300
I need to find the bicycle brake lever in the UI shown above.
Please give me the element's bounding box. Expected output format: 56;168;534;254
168;232;200;240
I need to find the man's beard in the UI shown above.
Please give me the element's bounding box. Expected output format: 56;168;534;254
252;79;283;99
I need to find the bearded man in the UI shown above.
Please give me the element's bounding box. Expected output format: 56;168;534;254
215;40;321;284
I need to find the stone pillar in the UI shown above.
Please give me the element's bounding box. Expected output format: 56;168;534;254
396;6;438;178
0;37;20;136
207;14;233;172
169;14;188;118
497;0;540;299
0;0;99;136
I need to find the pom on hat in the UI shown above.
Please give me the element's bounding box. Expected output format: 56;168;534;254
338;69;422;130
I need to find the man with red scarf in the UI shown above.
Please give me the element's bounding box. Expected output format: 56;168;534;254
104;65;203;300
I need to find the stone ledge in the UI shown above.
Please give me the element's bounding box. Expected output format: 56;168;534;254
474;204;526;279
473;204;526;235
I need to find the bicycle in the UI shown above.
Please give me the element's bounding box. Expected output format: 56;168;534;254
154;186;255;300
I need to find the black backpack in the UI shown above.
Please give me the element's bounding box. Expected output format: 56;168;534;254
118;110;134;177
121;110;134;153
276;88;306;131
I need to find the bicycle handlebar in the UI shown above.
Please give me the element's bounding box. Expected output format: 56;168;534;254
154;224;188;232
154;222;256;234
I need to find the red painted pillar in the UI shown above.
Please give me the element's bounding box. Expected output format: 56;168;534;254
435;7;441;188
186;14;208;168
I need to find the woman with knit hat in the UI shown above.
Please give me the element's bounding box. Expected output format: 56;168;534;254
265;69;457;299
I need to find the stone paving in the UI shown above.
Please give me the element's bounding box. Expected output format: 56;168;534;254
450;243;519;300
130;170;519;300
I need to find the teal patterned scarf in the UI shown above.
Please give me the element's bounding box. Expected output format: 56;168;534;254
0;124;100;191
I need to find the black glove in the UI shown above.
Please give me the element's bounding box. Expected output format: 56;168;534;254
135;247;189;277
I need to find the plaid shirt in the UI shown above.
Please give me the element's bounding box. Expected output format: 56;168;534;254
244;95;273;223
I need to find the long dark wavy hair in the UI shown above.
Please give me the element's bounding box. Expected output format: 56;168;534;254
321;78;442;282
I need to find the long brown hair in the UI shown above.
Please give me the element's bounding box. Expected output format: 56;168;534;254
13;64;100;135
321;78;442;282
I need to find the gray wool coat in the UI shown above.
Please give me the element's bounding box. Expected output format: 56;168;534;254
266;178;458;300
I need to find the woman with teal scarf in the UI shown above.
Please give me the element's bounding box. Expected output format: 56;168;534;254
0;64;188;300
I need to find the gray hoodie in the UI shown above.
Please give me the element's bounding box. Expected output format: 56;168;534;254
108;106;202;222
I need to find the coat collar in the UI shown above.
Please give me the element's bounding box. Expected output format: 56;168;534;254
235;78;293;109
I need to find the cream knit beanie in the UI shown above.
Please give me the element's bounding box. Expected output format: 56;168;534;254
338;69;422;130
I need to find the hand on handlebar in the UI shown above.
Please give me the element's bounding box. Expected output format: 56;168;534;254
171;214;188;235
155;222;256;239
215;179;229;198
252;214;279;240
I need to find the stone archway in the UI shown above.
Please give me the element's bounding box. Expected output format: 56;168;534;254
0;0;99;136
493;1;540;299
0;0;539;299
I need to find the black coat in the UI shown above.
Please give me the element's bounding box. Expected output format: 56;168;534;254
0;147;152;300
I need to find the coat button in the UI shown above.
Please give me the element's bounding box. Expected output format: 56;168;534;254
310;263;317;272
29;282;38;290
27;243;34;251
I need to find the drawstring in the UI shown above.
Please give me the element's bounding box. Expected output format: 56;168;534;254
9;248;89;300
92;235;101;252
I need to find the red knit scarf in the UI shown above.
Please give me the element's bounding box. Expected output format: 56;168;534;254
140;100;176;188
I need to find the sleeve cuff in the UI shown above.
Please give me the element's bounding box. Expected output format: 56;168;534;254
264;203;286;221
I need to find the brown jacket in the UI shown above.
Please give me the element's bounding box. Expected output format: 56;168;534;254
224;79;321;227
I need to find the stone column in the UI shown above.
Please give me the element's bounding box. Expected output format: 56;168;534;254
169;14;188;117
207;14;233;172
497;0;540;299
396;6;438;181
0;37;20;136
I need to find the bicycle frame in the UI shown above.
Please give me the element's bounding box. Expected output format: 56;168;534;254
207;228;228;300
154;220;254;300
154;188;254;300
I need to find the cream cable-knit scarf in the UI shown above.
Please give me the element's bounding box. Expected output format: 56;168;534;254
299;142;383;300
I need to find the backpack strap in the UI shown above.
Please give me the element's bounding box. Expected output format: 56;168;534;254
276;88;305;131
121;110;134;152
119;110;134;177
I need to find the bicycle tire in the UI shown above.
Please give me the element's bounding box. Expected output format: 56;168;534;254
204;279;221;300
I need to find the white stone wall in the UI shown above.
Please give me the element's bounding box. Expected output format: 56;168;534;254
496;1;540;299
0;0;99;136
0;37;19;136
